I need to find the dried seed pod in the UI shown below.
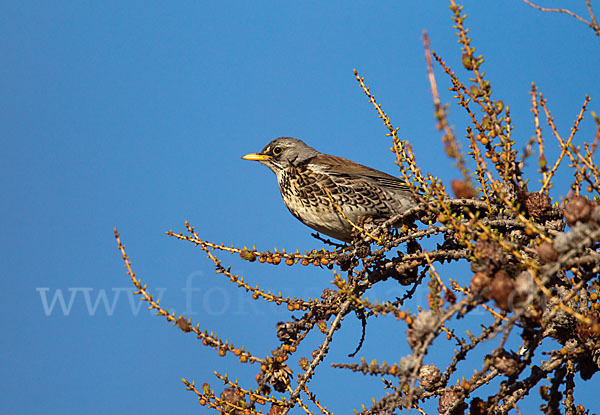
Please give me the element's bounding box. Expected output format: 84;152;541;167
320;288;339;303
469;398;487;415
276;321;299;344
335;253;353;271
355;244;371;259
397;355;419;377
512;270;534;308
406;310;438;350
472;240;507;274
220;387;247;410
451;179;477;199
537;241;559;264
470;272;492;297
525;192;553;220
492;350;521;377
445;289;457;304
268;405;286;415
438;385;467;414
564;195;593;226
419;364;445;391
269;363;292;392
545;216;565;232
490;270;514;311
494;181;517;202
576;312;600;342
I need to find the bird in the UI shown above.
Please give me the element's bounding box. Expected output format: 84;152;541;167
241;137;414;242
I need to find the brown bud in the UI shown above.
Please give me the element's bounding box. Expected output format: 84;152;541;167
298;357;309;370
537;241;559;264
176;316;191;332
240;249;256;262
268;404;286;415
221;387;246;408
451;179;477;199
490;270;514;311
481;115;491;130
469;398;487;415
576;313;600;342
445;289;457;304
564;195;593;226
461;379;471;391
470;85;483;98
462;52;475;70
445;144;457;158
470;272;492;297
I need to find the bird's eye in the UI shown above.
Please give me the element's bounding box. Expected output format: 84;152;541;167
272;146;283;156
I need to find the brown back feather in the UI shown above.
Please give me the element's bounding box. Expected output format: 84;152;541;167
307;154;410;191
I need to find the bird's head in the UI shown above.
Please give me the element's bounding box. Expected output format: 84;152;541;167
242;137;319;174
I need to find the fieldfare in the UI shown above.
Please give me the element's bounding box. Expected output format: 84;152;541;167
242;137;414;242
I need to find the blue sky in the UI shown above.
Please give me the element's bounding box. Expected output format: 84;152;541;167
2;1;599;414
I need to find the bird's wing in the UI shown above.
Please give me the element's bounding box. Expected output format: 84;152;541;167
308;154;411;192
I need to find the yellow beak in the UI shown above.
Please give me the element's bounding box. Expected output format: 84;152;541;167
241;153;272;161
